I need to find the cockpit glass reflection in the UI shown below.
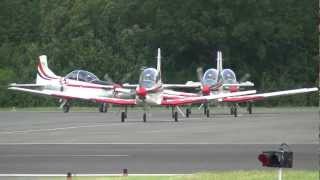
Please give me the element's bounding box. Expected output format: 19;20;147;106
65;70;99;82
202;69;218;86
139;68;157;88
222;69;237;84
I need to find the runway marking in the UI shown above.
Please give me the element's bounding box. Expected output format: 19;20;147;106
0;124;112;134
0;154;129;157
0;174;190;177
0;143;316;145
0;117;208;135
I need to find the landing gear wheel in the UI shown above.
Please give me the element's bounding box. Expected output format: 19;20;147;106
99;103;107;113
186;108;191;118
63;104;70;113
174;111;178;122
247;103;252;114
206;109;210;118
230;107;234;115
121;112;126;122
171;107;175;118
143;113;147;122
234;106;238;117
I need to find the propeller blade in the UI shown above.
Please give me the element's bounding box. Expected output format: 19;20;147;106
239;73;251;82
103;73;114;84
196;67;203;82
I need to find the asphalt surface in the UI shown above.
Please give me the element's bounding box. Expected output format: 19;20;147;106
0;107;318;174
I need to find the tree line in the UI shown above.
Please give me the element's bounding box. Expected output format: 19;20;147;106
0;0;318;107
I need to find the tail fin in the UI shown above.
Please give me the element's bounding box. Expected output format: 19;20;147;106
216;51;224;93
217;51;223;72
36;55;59;84
156;48;162;82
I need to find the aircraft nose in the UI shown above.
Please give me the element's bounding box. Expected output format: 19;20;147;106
136;87;147;98
202;85;211;95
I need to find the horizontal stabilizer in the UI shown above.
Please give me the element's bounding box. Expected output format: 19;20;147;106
9;83;45;88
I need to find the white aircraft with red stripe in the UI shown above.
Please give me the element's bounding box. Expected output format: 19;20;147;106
185;51;318;117
93;48;257;122
9;55;132;113
174;51;254;117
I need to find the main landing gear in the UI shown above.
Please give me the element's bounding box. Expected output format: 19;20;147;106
60;99;70;113
171;106;179;122
186;108;191;118
230;103;238;117
143;112;147;122
99;103;108;113
121;106;128;122
203;104;210;118
62;103;70;113
247;102;253;114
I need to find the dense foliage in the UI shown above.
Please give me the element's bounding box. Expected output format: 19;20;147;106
0;0;318;107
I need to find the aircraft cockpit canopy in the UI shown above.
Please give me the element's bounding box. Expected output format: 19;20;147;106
139;68;158;88
222;69;237;84
65;70;99;83
202;68;218;86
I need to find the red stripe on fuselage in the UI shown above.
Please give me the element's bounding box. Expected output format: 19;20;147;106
222;96;264;103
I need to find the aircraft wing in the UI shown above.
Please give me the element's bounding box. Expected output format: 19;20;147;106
163;89;198;97
163;83;201;89
222;87;318;103
122;83;139;89
92;97;137;105
161;90;256;106
9;83;45;88
222;81;255;87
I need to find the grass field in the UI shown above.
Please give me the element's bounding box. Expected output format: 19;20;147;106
27;171;318;180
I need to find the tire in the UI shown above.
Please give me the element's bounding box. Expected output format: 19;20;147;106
206;109;210;118
99;103;107;113
234;107;238;117
230;107;234;115
247;103;252;114
121;112;125;122
186;109;190;118
143;113;147;122
174;111;178;122
63;105;70;113
204;106;207;115
103;103;108;113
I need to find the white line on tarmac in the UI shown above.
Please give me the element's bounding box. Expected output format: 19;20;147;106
0;142;315;145
0;124;111;134
0;117;205;135
0;154;129;157
0;174;190;177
